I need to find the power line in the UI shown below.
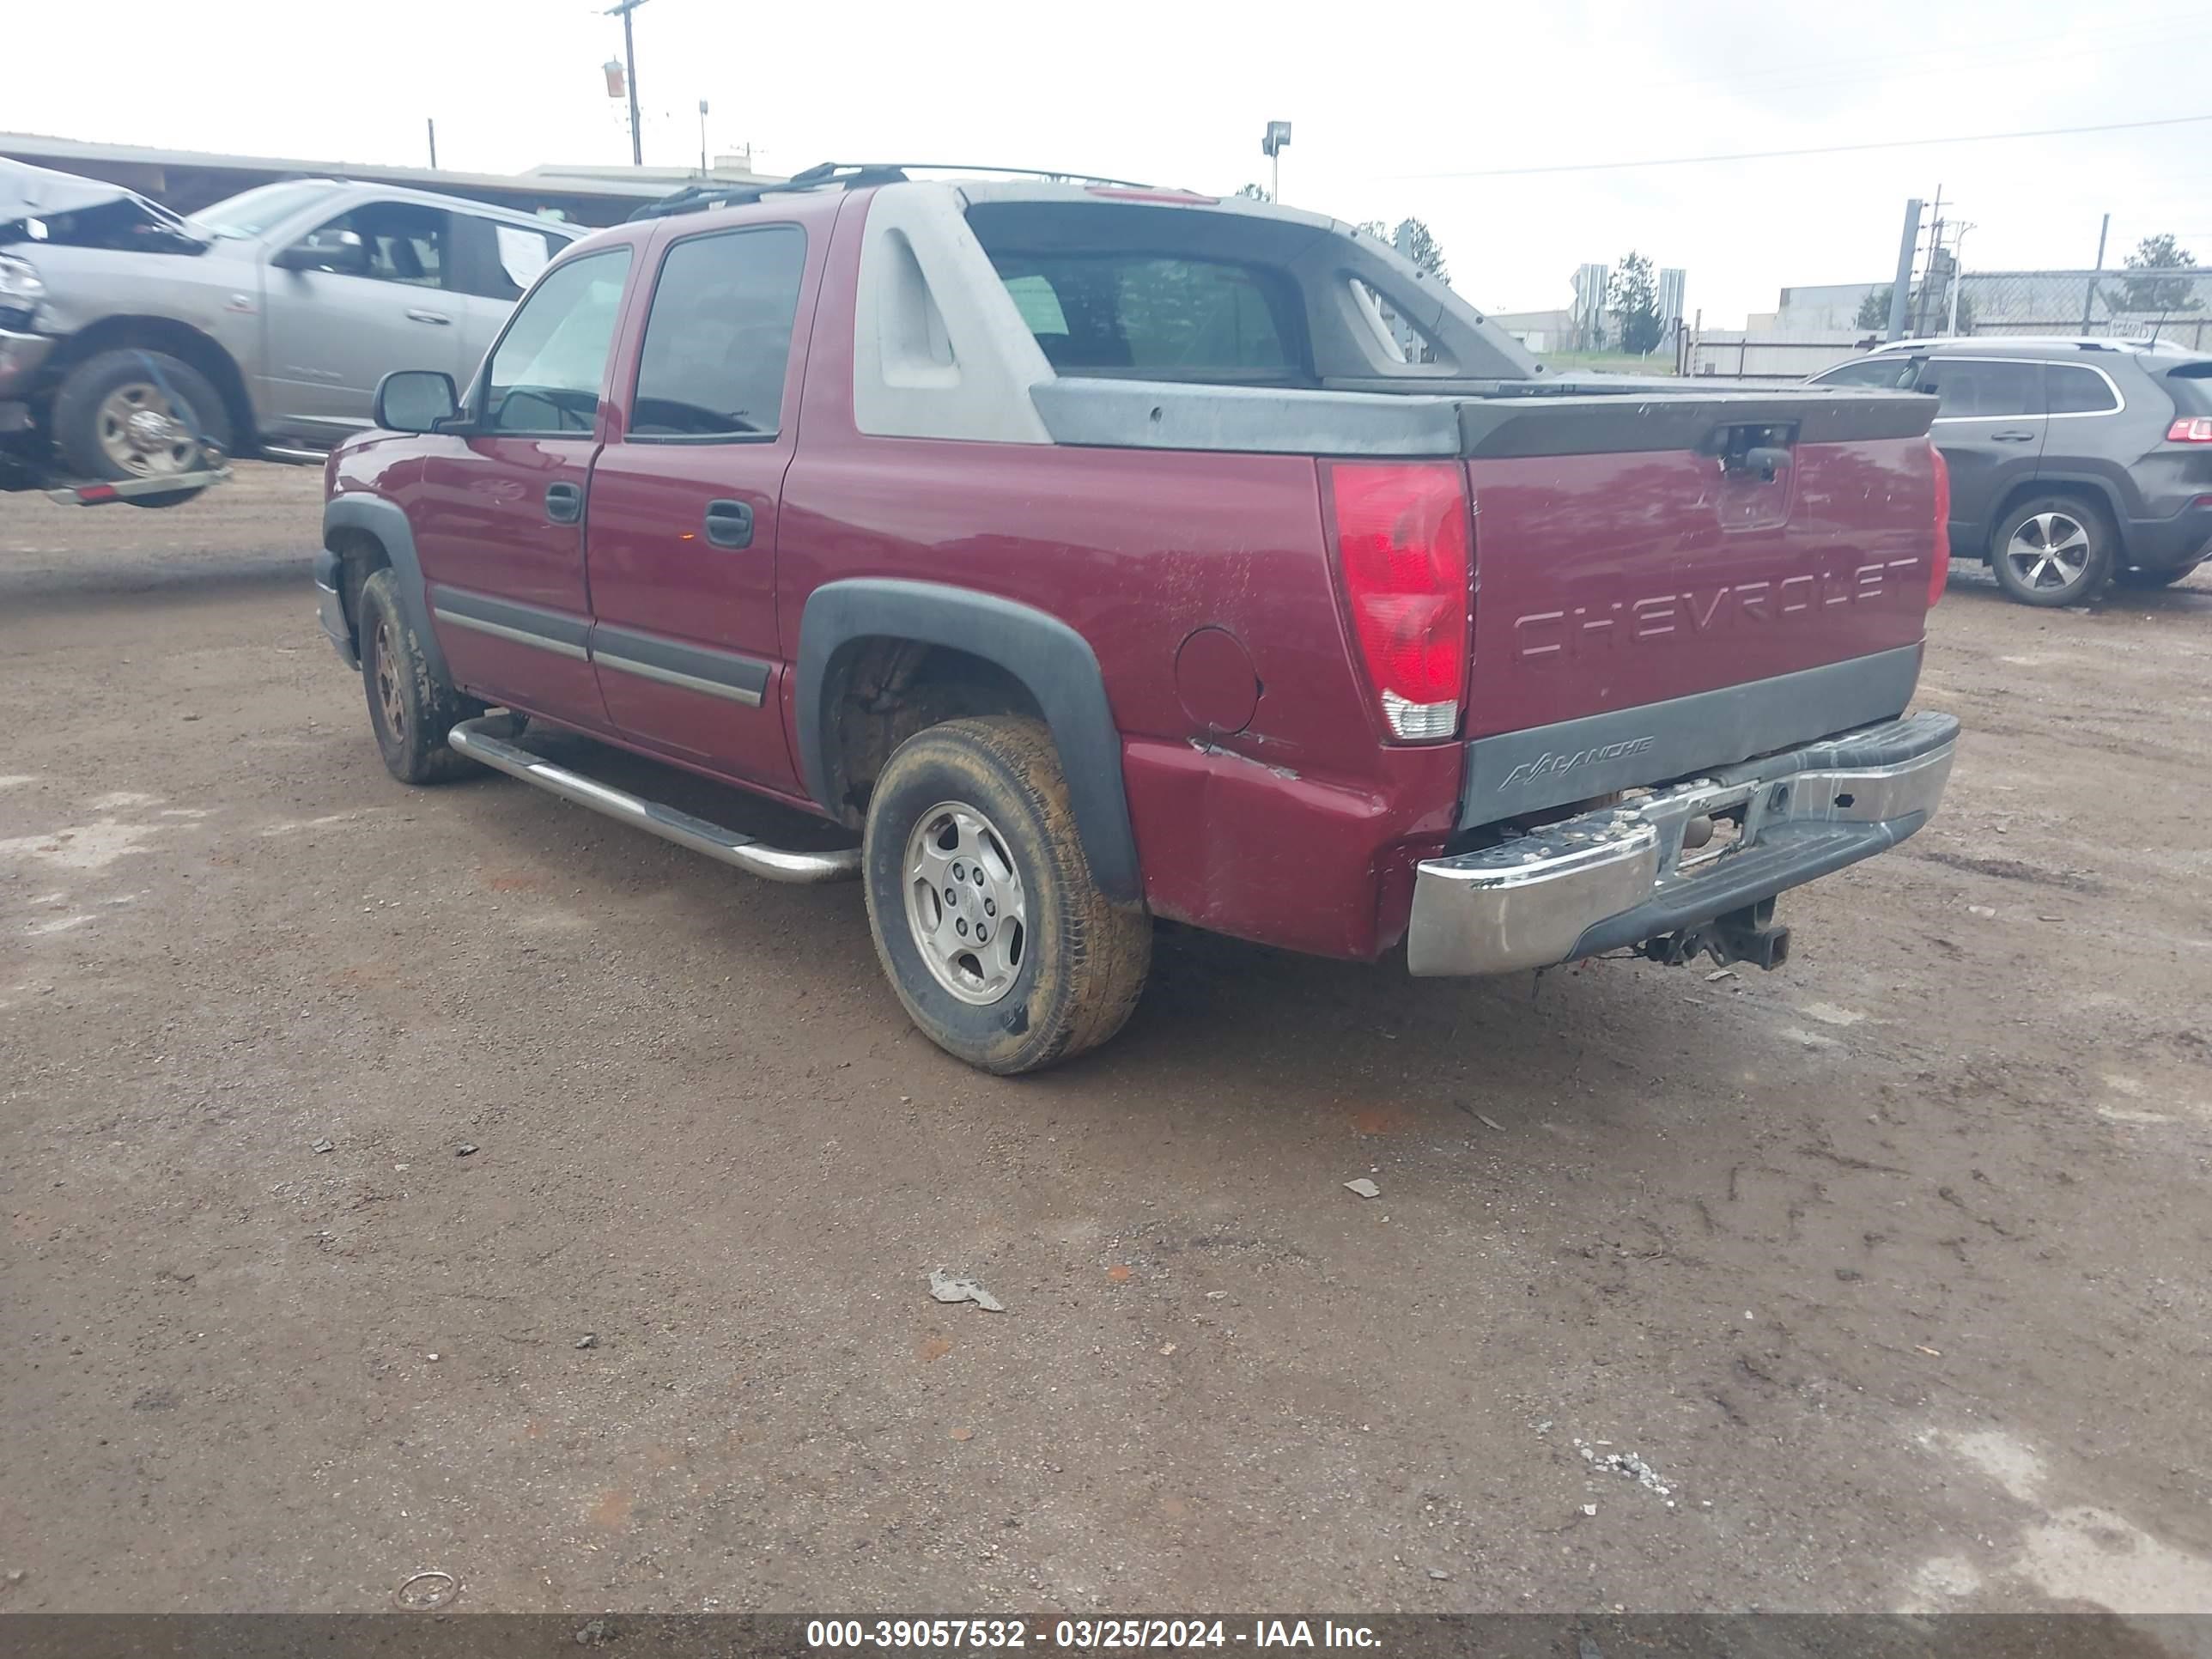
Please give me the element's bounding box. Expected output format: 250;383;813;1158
1395;113;2212;180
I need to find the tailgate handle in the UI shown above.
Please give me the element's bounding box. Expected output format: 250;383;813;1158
1708;422;1799;483
1741;445;1792;481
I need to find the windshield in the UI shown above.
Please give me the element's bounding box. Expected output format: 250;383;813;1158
185;181;338;241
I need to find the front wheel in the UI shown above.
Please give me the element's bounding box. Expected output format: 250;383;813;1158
862;717;1152;1075
357;568;482;784
51;349;232;508
1990;495;2116;606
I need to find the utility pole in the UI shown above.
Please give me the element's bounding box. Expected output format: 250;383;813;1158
1946;223;1974;337
698;99;709;178
1886;198;1922;343
606;0;648;166
2082;211;2111;331
425;118;438;170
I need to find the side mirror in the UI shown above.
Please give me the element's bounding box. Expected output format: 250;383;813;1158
274;227;368;276
374;369;459;434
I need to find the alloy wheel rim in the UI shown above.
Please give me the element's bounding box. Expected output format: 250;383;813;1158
902;800;1026;1006
373;619;406;739
2005;512;2092;592
94;381;197;477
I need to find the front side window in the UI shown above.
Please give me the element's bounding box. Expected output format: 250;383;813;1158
1920;358;2044;419
2046;363;2119;414
482;246;634;434
186;181;339;241
986;251;1303;382
629;226;806;439
1814;356;1922;389
313;203;450;288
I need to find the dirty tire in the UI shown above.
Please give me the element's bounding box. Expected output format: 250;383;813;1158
863;717;1152;1075
357;568;482;784
52;349;233;508
1990;493;2116;607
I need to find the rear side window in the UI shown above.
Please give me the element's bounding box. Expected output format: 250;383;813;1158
482;246;633;434
2046;363;2119;414
985;251;1303;382
1920;358;2044;419
629;226;806;439
457;219;567;301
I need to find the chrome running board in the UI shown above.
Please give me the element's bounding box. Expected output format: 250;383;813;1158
447;716;860;885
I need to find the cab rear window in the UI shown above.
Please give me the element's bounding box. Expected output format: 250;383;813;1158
984;249;1303;383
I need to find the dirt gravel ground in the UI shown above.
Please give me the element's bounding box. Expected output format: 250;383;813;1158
3;464;2210;1617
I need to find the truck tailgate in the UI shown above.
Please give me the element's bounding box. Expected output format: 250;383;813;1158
1454;389;1941;818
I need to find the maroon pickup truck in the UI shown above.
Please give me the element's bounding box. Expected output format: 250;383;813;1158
317;163;1958;1073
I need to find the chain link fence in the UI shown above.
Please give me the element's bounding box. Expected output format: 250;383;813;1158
1951;268;2212;350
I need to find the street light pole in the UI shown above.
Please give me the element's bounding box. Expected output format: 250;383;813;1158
606;0;648;166
1261;120;1291;204
698;99;709;178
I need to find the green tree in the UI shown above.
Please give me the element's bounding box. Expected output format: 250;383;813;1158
2111;234;2201;326
1236;182;1272;203
1391;217;1449;285
1856;286;1893;331
1610;250;1662;355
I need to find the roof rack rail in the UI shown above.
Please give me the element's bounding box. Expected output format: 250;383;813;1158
627;161;1162;221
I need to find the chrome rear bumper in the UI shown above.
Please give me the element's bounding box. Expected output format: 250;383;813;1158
1407;711;1957;976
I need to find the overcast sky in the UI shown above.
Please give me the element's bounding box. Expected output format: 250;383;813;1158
13;0;2209;325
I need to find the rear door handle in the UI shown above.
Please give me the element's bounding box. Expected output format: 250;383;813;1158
544;481;583;524
703;499;754;549
1992;428;2039;442
405;307;453;325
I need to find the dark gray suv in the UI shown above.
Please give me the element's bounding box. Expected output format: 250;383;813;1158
1810;337;2212;605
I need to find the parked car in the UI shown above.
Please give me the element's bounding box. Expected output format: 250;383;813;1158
1809;337;2212;605
318;163;1959;1074
0;161;579;505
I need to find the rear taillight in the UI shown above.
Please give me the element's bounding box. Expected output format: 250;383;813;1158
1327;461;1471;742
2167;416;2212;443
1928;442;1952;608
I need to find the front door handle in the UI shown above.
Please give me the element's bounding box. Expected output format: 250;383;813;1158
703;498;754;549
544;481;583;524
1992;428;2039;442
405;307;453;325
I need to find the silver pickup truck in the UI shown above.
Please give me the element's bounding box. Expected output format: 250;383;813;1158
1;161;578;504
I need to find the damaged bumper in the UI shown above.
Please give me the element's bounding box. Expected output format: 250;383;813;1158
0;327;54;402
1407;711;1958;976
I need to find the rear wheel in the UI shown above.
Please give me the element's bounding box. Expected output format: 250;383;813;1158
51;349;232;508
862;717;1151;1075
1990;495;2116;606
357;568;481;784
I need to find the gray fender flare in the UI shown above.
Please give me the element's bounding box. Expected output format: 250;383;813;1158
795;579;1140;905
322;494;447;684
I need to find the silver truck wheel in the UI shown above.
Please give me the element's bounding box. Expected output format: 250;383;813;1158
51;349;234;507
863;717;1151;1075
902;801;1028;1006
94;380;199;477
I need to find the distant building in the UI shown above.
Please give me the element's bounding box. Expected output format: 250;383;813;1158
1487;308;1575;354
1571;263;1611;349
1657;267;1687;327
